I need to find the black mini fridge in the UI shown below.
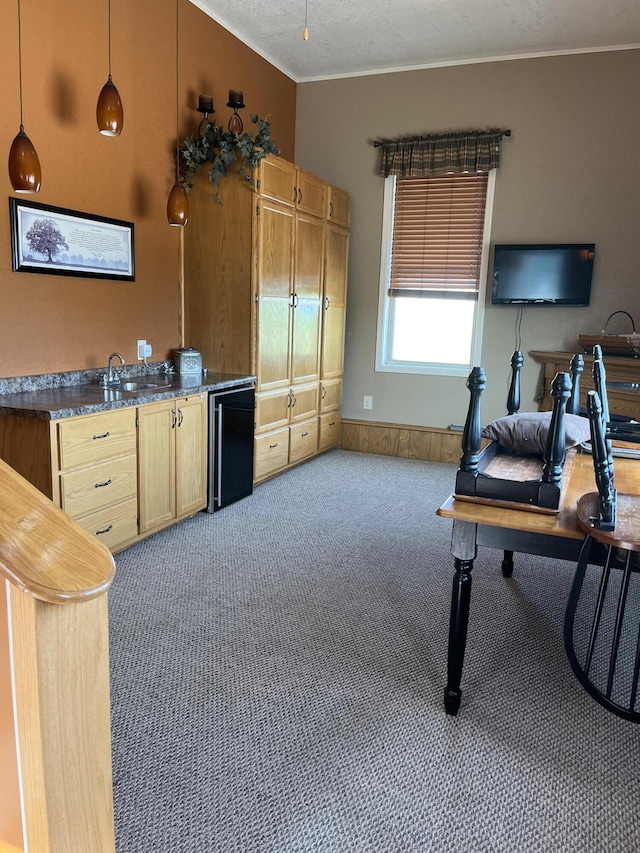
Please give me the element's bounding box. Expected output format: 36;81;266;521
207;386;255;512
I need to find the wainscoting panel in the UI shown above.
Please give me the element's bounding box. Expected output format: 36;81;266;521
340;419;474;464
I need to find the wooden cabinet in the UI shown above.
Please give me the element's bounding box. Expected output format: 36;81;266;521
137;394;207;534
57;407;138;552
183;153;350;484
0;392;208;554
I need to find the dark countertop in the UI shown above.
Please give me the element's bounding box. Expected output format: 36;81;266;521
0;372;256;420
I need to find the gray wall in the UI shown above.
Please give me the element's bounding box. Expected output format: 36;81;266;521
295;50;640;427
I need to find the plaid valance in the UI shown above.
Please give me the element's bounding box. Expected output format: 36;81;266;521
378;129;509;178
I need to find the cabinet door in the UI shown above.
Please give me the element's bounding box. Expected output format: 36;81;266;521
291;298;322;385
327;185;350;228
258;155;296;207
255;297;292;392
175;395;207;518
138;400;176;533
256;200;294;299
296;169;326;218
324;224;349;305
321;304;346;380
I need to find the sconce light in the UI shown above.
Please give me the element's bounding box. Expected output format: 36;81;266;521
227;90;245;135
96;0;123;136
196;94;215;138
8;0;41;193
167;0;188;226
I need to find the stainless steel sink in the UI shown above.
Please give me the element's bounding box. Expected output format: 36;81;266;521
87;377;175;394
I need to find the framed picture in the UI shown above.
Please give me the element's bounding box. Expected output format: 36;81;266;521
9;198;135;281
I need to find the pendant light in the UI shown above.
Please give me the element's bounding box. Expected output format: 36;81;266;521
96;0;123;136
8;0;41;193
302;0;309;40
167;0;189;226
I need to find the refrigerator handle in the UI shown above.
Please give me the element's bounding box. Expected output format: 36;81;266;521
216;402;223;507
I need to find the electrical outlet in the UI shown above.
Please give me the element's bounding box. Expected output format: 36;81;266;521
137;339;146;360
363;395;373;410
143;343;152;359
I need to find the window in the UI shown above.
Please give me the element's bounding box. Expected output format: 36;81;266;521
376;170;495;377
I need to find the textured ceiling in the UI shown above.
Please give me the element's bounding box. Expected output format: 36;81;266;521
190;0;640;82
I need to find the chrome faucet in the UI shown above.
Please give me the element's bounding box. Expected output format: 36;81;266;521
105;352;125;386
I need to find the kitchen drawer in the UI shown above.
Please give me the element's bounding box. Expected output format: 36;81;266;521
320;379;342;413
58;407;137;470
319;412;341;452
74;497;138;551
289;417;318;464
254;427;289;481
61;453;137;518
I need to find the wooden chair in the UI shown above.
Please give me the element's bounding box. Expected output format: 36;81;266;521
563;389;640;722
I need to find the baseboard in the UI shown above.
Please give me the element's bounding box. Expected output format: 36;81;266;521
340;419;465;464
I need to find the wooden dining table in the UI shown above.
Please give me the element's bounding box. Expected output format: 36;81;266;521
436;448;640;715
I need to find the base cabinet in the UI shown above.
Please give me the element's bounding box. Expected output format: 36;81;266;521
0;392;208;554
138;394;207;534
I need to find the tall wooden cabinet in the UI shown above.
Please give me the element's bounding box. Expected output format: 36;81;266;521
183;154;350;484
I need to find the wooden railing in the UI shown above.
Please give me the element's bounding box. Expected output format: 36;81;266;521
0;457;116;852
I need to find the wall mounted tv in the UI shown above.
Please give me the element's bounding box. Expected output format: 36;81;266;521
491;243;595;306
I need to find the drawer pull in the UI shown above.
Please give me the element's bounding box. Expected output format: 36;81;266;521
94;479;112;489
301;431;309;437
329;421;335;426
95;524;113;536
92;431;111;440
269;443;278;449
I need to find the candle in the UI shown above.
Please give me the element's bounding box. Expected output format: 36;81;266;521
198;94;214;114
227;89;244;107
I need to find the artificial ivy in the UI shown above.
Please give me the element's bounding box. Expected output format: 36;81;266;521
179;115;280;202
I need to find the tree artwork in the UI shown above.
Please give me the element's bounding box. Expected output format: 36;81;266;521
25;218;69;263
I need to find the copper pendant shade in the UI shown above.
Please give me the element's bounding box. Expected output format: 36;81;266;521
167;183;189;227
97;75;123;136
97;0;123;136
167;0;188;227
9;0;41;193
9;126;41;193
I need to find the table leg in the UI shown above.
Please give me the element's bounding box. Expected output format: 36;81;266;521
501;550;514;578
444;520;477;715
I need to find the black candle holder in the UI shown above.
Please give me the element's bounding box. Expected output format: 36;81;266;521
227;90;245;134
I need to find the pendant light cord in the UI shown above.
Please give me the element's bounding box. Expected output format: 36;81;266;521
107;0;112;78
17;0;24;128
175;0;180;182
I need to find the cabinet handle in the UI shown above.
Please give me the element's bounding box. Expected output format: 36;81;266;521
293;186;297;203
95;524;113;536
329;421;335;426
293;293;299;308
291;392;297;407
324;296;330;310
94;479;112;489
178;408;184;427
298;188;302;203
171;409;177;428
289;293;295;307
330;201;334;218
287;392;292;408
321;386;326;399
92;431;110;440
269;443;278;449
301;431;309;437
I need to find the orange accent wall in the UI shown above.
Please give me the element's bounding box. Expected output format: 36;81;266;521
0;0;295;378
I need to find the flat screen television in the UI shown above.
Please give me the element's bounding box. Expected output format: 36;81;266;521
491;243;595;306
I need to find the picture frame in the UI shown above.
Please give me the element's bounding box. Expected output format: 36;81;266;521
9;198;135;281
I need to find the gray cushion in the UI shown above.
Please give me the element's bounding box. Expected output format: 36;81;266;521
481;412;591;456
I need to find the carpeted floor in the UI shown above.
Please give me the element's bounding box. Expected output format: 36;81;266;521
109;449;640;852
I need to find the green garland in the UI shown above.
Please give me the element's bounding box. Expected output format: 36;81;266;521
179;115;279;202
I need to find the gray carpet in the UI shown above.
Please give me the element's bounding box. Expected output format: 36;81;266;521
109;450;640;852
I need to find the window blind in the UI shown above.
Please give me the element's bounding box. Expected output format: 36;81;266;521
389;172;488;297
